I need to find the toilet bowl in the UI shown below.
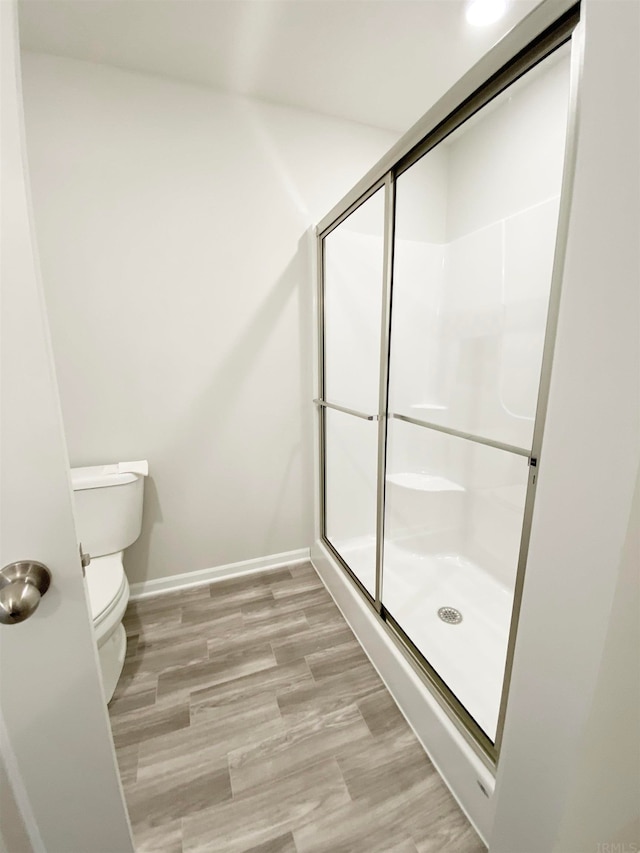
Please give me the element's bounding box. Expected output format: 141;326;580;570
71;462;147;703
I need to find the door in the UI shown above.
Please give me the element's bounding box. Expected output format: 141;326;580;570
381;45;571;748
0;3;133;851
320;185;387;598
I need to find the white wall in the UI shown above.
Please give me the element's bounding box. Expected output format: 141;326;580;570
20;52;398;584
554;466;640;851
491;1;640;849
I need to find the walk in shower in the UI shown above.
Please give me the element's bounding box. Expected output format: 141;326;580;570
315;4;579;765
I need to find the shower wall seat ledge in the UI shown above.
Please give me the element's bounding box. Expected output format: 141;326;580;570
386;472;465;492
311;538;496;846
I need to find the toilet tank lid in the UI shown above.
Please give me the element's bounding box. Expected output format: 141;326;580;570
71;464;141;491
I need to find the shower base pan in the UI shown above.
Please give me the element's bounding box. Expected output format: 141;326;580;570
338;538;513;740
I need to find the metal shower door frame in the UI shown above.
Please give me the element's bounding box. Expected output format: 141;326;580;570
314;0;583;765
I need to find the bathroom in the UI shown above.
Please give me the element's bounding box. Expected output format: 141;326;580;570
1;0;638;851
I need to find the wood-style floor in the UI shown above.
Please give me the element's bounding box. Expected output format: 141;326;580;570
109;561;485;853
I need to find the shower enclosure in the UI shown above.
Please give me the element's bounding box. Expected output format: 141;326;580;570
315;3;579;764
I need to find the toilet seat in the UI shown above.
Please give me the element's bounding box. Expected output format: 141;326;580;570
84;552;130;648
83;551;130;702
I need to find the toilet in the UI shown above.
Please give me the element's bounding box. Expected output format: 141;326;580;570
70;461;147;703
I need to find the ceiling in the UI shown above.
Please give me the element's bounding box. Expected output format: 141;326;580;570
18;0;539;133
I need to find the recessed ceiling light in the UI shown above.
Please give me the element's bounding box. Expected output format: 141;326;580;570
466;0;508;26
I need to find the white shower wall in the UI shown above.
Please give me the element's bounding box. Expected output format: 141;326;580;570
21;51;399;585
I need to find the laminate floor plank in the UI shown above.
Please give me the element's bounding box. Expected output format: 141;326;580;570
276;666;380;728
182;588;276;625
114;743;139;787
336;724;435;806
292;796;418;853
357;687;409;736
269;573;324;599
109;684;157;718
206;609;310;657
208;569;293;597
289;562;321;580
303;599;344;627
157;641;277;699
242;586;331;625
228;702;372;795
131;818;184;853
305;638;370;680
137;611;243;647
111;699;191;749
111;661;159;706
123;636;209;675
271;622;357;666
388;840;421;853
182;757;351;853
109;560;485;852
190;658;315;716
244;832;297;853
126;761;232;827
137;696;286;782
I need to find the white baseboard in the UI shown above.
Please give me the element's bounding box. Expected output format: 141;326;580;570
128;548;310;600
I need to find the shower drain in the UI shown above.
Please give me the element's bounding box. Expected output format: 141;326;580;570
438;606;463;624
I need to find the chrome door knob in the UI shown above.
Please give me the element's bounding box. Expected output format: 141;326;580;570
0;561;52;625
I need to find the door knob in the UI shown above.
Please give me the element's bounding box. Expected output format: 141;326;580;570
0;561;52;625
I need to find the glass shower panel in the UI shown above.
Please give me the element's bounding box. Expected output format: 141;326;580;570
325;408;379;596
382;45;571;744
382;417;529;740
323;188;385;414
389;47;571;451
322;188;385;595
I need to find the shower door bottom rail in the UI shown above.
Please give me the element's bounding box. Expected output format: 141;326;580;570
381;606;497;761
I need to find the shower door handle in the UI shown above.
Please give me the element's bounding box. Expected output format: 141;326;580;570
0;561;52;625
313;399;380;421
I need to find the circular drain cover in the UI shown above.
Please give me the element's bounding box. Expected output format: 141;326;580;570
438;606;463;624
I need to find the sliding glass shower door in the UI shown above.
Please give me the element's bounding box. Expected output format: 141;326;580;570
317;21;575;757
382;46;570;745
321;187;386;597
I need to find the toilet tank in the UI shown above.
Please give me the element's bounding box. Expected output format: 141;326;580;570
70;464;145;558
